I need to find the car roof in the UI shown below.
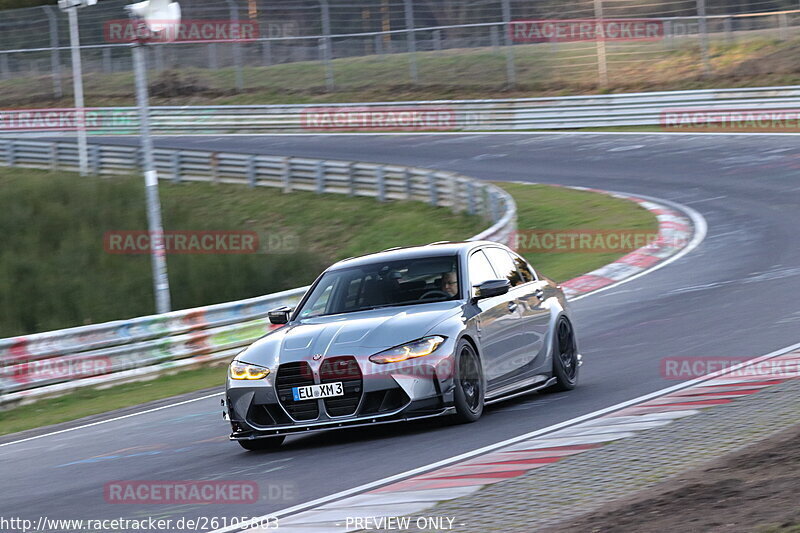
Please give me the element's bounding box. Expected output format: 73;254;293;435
327;241;503;271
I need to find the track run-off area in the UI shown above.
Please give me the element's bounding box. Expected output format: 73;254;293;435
2;132;799;530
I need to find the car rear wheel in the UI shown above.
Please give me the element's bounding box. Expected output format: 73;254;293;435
547;318;579;392
452;340;484;423
237;436;285;451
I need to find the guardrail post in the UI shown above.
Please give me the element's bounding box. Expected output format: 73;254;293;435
489;192;499;222
7;141;16;167
50;143;59;171
347;162;356;196
451;178;461;213
315;160;326;194
501;0;517;88
428;171;438;206
723;17;733;43
282;157;292;193
210;152;219;184
90;144;101;175
433;30;442;55
247;156;257;188
172;151;182;183
320;0;335;91
404;0;419;84
376;166;386;202
404;169;413;199
467;181;476;215
103;48;112;73
375;34;384;57
43;5;63;99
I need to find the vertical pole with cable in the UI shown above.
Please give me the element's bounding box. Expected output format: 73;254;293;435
501;0;516;88
133;42;171;314
593;0;608;87
404;0;418;84
67;6;89;175
697;0;711;76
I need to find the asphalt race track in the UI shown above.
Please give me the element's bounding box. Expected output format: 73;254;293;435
3;133;800;529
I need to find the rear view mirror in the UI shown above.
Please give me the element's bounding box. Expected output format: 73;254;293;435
268;306;293;325
472;279;511;301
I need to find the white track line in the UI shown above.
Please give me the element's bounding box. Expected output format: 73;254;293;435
0;193;705;448
211;340;800;532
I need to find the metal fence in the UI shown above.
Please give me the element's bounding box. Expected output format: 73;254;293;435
5;84;799;133
0;137;516;406
0;0;799;104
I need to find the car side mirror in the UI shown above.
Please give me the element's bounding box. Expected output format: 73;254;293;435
472;279;511;301
268;306;293;325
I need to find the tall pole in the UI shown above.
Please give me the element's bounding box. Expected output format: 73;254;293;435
67;7;88;175
593;0;608;87
501;0;516;88
404;0;418;84
133;42;172;314
320;0;334;91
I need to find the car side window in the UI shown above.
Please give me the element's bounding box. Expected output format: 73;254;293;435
468;250;498;289
484;247;523;287
511;252;537;283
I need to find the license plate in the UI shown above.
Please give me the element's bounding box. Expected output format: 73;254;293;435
292;382;344;401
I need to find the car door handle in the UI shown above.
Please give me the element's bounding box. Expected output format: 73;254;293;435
535;289;545;300
507;301;518;313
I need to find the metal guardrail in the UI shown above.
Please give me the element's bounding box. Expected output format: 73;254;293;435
8;85;800;133
0;138;516;406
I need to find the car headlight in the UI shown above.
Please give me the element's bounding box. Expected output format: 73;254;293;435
369;336;446;364
229;360;271;380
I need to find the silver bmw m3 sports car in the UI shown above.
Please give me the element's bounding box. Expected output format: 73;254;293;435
225;241;581;451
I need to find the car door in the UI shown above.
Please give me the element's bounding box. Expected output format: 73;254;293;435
508;250;551;376
480;247;535;389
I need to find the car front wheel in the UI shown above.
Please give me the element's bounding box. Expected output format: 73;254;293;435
547;317;579;392
452;340;485;423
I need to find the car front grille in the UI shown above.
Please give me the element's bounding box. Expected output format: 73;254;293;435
275;362;319;421
319;356;363;417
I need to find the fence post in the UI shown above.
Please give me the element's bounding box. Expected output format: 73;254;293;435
282;157;292;193
778;13;789;41
43;5;63;99
664;20;674;50
247;156;257;187
103;48;112;73
375;34;384;56
404;168;413;199
320;0;335;91
208;43;218;70
172;151;182;183
501;0;516;88
696;0;711;76
315;160;325;193
155;45;165;71
723;17;733;43
261;40;272;66
490;25;500;51
6;141;15;167
593;0;609;87
404;0;419;84
211;152;219;184
0;53;9;80
225;0;245;91
90;144;101;175
376;166;386;202
428;171;438;206
433;30;442;54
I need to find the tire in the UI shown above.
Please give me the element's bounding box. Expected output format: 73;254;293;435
452;340;485;423
546;317;579;392
237;436;285;451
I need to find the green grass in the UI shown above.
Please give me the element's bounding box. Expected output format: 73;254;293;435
0;177;657;436
5;36;800;109
0;167;484;337
495;183;659;281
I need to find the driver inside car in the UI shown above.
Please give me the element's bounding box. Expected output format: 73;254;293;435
440;271;459;298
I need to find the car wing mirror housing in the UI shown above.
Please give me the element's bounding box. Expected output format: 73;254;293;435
268;306;294;325
472;279;511;302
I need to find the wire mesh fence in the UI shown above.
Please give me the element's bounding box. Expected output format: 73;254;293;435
0;0;799;105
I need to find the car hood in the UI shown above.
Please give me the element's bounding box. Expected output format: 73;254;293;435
239;301;464;366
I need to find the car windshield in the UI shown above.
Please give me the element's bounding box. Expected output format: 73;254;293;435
297;255;461;318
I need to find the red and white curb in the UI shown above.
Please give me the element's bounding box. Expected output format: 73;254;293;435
546;186;697;300
237;346;800;532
